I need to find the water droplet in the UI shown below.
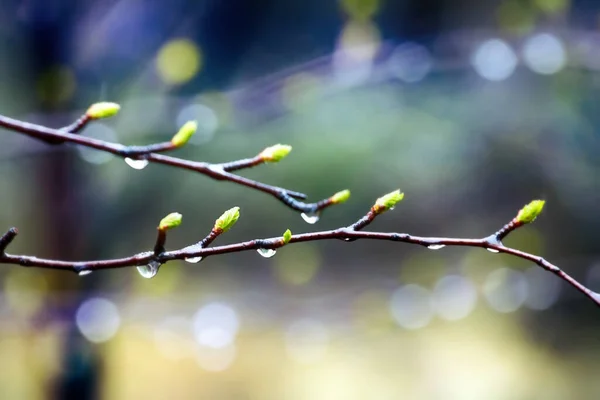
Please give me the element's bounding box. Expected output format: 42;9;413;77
301;211;320;224
125;158;149;170
78;270;92;276
137;260;160;279
487;248;500;253
427;244;446;250
257;248;277;258
185;256;203;264
390;207;395;211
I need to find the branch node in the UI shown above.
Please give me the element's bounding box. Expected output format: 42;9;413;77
0;227;18;254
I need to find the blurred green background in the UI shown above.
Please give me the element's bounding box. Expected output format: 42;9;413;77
0;0;600;399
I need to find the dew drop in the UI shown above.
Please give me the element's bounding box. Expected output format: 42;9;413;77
427;244;446;250
257;248;277;258
125;158;149;170
137;260;160;279
487;248;500;253
78;270;92;276
185;256;203;264
300;211;320;224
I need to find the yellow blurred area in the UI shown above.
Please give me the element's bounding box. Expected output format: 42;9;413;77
497;1;536;34
133;261;182;296
272;245;320;286
93;310;576;399
352;290;396;335
156;39;202;85
5;268;48;318
339;20;381;61
36;66;76;105
400;252;447;287
533;0;569;14
340;0;381;21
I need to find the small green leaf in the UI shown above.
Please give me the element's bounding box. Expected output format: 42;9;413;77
86;102;121;119
159;212;182;230
374;190;404;212
259;144;292;162
516;200;545;224
171;121;197;147
214;207;240;233
282;229;292;244
331;189;351;204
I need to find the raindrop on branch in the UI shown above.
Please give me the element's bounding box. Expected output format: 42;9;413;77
427;244;446;250
125;158;149;170
257;248;277;258
487;248;500;253
78;270;93;276
185;257;203;264
137;260;160;279
301;211;320;224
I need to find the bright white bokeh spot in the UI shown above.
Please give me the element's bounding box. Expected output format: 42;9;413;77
196;343;236;372
389;42;433;83
471;39;518;81
192;302;239;349
75;297;120;343
77;123;117;164
154;316;194;360
285;319;329;364
176;103;218;145
522;33;566;75
524;266;561;310
483;268;528;313
432;275;478;321
390;284;432;329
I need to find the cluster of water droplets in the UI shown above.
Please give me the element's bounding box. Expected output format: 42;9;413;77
125;158;149;170
300;211;320;224
137;260;160;279
257;248;277;258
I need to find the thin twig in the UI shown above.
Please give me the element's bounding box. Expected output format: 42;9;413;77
0;112;335;211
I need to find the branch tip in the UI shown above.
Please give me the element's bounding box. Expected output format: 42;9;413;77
282;229;292;244
259;144;292;162
373;189;404;213
0;227;18;253
86;102;121;120
158;212;183;231
515;200;545;224
331;189;351;205
214;207;240;233
171;121;197;147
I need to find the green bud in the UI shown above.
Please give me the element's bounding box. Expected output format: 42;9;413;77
159;212;182;230
214;207;240;233
259;144;292;162
171;121;197;147
374;190;404;212
86;102;121;119
282;229;292;244
331;189;351;204
516;200;545;224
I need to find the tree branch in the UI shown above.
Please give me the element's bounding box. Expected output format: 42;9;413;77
0;104;341;211
0;194;597;308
